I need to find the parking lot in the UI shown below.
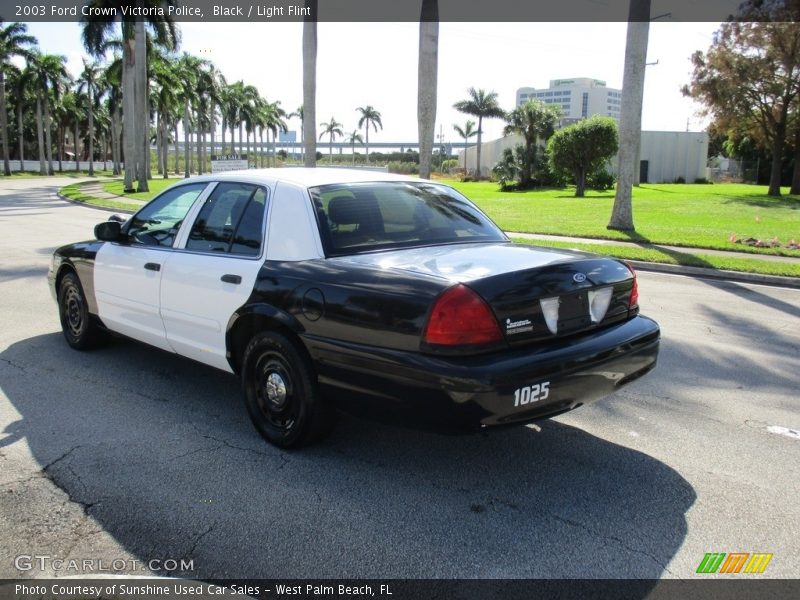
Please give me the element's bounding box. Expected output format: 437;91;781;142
1;177;798;579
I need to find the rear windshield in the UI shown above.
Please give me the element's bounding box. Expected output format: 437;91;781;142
309;181;507;256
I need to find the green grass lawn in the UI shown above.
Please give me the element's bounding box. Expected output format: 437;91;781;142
512;238;800;278
102;177;179;201
447;180;800;257
60;182;141;213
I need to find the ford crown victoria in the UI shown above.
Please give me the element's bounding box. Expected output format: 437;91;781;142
49;169;660;448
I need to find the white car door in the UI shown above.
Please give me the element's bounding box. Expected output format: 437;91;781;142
159;182;270;372
93;182;209;351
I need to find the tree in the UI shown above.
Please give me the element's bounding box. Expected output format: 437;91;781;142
452;120;477;173
608;0;650;231
303;0;317;167
289;105;304;162
548;116;619;197
503;99;561;188
417;0;438;179
346;130;363;164
683;22;800;196
77;58;103;175
356;105;382;163
29;52;69;175
453;87;505;177
319;117;343;163
0;21;37;175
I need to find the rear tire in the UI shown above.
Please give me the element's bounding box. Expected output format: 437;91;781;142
58;271;104;350
241;331;335;448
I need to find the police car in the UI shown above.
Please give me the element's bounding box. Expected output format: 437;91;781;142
49;169;660;448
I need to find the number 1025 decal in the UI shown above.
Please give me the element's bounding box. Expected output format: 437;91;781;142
513;382;550;407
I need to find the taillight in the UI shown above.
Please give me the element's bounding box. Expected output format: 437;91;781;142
625;263;639;309
423;284;502;346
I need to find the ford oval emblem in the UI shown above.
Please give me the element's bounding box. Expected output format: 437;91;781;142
573;273;587;283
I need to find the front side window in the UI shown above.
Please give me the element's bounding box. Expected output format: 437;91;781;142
310;182;506;256
125;183;208;247
185;183;268;256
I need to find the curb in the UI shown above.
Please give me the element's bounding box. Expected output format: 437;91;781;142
57;192;137;215
628;260;800;290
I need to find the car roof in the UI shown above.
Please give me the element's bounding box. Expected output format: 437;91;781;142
185;167;428;189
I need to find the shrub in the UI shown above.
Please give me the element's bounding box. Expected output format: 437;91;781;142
441;159;459;172
674;176;686;184
388;161;419;175
694;177;712;184
587;168;616;191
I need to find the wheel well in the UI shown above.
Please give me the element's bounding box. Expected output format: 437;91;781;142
55;263;77;293
228;313;305;375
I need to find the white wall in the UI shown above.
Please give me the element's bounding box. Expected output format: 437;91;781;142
7;160;111;172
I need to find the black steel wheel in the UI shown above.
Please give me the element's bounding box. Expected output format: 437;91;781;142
241;331;334;448
58;271;104;350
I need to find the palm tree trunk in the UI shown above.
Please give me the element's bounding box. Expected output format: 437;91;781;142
74;122;80;172
417;0;439;180
123;37;136;191
0;71;11;175
365;126;369;164
174;123;179;173
44;96;54;176
183;100;191;178
196;122;202;174
113;106;122;175
57;125;63;173
135;20;149;192
221;116;226;154
87;88;95;176
35;95;45;175
239;122;243;157
609;1;650;230
303;2;317;167
17;102;24;165
791;125;800;195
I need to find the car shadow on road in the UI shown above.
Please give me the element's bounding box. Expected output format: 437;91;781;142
0;332;695;582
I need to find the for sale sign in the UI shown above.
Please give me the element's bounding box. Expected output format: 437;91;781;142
211;154;248;172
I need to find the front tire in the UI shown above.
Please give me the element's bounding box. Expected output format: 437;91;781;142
58;272;104;350
241;331;335;448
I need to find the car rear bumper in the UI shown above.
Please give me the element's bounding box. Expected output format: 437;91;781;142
303;315;660;430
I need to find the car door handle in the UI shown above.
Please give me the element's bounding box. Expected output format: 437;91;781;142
144;262;161;272
221;274;242;284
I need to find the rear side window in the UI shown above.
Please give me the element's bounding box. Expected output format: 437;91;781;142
185;183;268;256
309;181;506;256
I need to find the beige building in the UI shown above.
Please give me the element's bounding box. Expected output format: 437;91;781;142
516;77;622;123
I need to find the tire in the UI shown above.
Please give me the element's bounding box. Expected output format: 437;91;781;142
241;331;335;448
58;271;104;350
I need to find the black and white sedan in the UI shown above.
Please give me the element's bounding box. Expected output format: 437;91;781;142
50;169;659;448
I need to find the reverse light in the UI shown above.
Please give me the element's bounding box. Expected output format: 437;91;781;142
423;284;502;346
588;287;614;323
540;297;560;335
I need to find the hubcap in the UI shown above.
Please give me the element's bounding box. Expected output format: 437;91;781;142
63;287;84;337
265;371;287;407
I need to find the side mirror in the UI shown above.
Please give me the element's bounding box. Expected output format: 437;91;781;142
95;221;122;241
108;214;126;224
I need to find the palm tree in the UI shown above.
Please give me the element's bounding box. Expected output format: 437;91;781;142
302;0;317;167
0;21;37;175
9;65;33;166
101;56;123;175
29;52;69;175
263;100;287;167
346;130;364;165
76;58;103;175
503;100;561;188
452;120;477;173
319;117;343;163
609;0;651;232
288;105;304;162
176;53;202;177
82;0;179;191
356;105;382;163
151;55;182;178
453;87;505;177
417;0;438;179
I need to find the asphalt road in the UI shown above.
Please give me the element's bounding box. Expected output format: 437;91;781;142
0;177;798;580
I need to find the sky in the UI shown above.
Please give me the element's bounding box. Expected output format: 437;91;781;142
21;20;721;146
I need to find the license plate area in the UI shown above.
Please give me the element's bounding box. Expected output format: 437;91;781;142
558;291;592;333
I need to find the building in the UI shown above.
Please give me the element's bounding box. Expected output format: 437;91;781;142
460;130;709;183
516;77;622;123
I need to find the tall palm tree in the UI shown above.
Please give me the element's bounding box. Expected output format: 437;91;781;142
289;105;304;162
82;1;179;191
503;100;561;188
452;120;477;173
0;21;37;175
176;53;202;177
346;130;363;165
151;55;182;178
302;0;317;167
76;58;103;175
319;117;343;163
29;52;69;175
261;100;287;167
101;56;122;175
453;87;505;177
9;65;33;165
417;0;439;180
609;0;651;231
356;105;382;163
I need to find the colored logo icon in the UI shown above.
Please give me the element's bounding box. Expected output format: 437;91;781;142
696;552;773;574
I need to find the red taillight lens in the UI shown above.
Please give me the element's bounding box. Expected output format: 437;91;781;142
424;284;502;346
626;263;639;309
